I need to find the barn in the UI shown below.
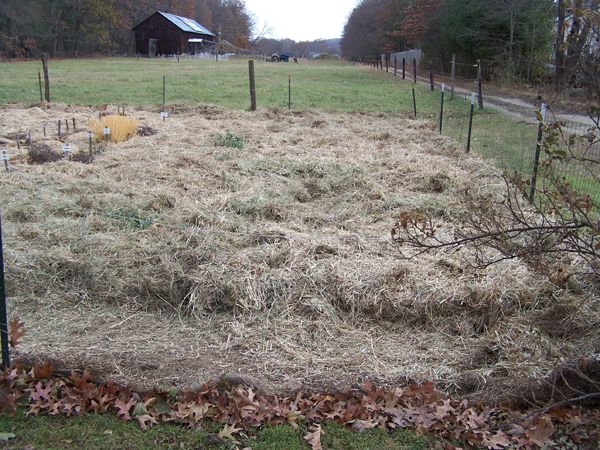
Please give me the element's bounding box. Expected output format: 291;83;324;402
133;11;216;57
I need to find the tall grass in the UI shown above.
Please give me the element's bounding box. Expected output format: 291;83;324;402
89;115;138;143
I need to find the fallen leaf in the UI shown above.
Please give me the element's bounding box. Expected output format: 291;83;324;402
8;318;25;348
527;416;555;448
115;397;136;421
349;419;379;432
136;414;158;430
132;402;148;417
218;424;242;444
304;424;323;450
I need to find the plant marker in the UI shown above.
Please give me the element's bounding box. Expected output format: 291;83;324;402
1;150;8;172
62;143;72;160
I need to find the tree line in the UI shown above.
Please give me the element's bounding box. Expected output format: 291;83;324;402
0;0;253;57
341;0;600;87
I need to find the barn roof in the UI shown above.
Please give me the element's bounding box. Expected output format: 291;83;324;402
157;12;215;36
133;11;216;37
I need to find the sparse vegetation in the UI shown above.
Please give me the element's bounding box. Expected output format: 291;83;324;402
214;130;245;149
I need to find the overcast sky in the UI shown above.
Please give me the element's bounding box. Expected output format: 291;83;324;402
245;0;359;41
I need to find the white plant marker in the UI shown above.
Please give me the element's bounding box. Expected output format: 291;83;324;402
62;143;72;159
2;149;9;172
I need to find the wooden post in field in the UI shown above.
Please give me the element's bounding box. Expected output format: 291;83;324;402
38;70;43;102
450;53;456;100
402;58;406;79
88;131;93;161
72;118;76;130
394;57;397;76
57;120;61;138
41;53;50;102
248;60;257;111
162;75;166;107
413;58;417;84
65;119;69;132
385;55;388;73
429;61;434;91
288;74;291;110
477;59;483;109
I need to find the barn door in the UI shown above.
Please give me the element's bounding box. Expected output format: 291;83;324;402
149;39;157;57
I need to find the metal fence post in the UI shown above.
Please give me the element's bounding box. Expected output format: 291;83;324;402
530;103;547;201
0;212;10;369
477;59;484;109
466;93;475;153
439;83;445;133
412;85;417;119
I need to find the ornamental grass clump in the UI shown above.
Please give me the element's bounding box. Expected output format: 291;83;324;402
90;115;138;143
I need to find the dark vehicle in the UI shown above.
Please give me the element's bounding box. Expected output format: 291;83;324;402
271;52;298;63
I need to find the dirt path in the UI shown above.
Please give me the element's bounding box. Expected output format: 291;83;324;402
383;66;596;128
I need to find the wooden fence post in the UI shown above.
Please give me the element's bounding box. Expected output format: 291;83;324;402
249;60;257;111
429;61;434;91
41;53;50;102
402;58;406;80
38;70;43;102
413;58;417;84
394;57;397;76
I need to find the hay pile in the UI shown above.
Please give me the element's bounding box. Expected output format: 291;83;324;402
0;103;598;402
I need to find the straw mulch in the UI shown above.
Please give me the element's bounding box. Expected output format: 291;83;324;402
1;103;598;404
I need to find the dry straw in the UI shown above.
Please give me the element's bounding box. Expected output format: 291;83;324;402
89;115;138;143
1;104;598;403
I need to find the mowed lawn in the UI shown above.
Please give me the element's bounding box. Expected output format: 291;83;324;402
0;57;435;113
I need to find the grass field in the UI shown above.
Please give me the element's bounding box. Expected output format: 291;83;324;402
0;410;437;450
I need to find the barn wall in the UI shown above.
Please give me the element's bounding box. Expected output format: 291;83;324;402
134;13;214;56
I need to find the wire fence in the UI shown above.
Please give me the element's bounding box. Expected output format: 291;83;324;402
425;85;600;203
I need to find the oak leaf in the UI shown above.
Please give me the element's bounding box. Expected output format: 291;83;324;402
8;318;25;348
218;424;242;444
304;424;323;450
136;414;158;430
526;416;555;448
349;419;379;432
115;397;136;421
